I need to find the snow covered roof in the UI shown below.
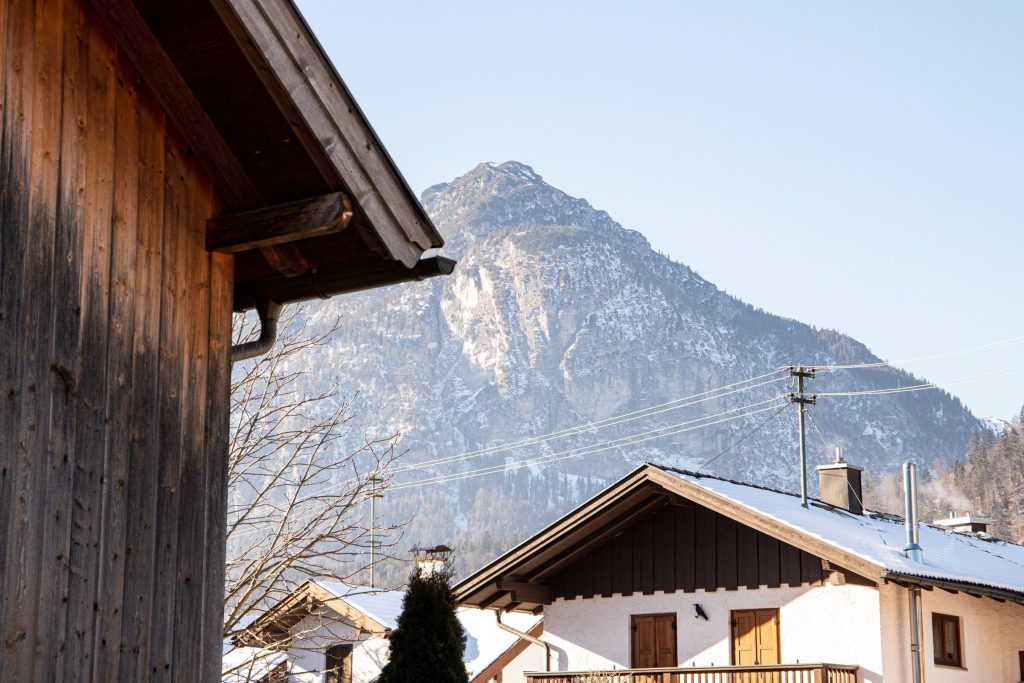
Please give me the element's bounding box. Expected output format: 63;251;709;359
313;581;541;676
657;465;1024;600
221;647;286;683
314;581;406;631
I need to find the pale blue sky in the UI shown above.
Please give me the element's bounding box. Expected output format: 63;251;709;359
298;1;1024;420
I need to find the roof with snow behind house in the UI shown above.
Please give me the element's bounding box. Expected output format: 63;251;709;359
455;463;1024;611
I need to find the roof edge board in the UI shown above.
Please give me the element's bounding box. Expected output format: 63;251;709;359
208;0;443;267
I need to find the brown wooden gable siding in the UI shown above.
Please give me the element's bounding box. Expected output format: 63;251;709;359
0;0;230;679
550;503;866;600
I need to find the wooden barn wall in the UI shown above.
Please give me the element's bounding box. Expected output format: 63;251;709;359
0;0;232;679
549;503;864;601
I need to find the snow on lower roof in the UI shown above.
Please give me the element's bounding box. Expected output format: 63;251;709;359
221;647;286;683
657;465;1024;596
313;581;541;675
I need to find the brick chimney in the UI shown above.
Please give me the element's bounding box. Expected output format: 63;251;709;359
816;447;863;515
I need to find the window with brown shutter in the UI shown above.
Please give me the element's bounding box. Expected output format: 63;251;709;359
931;613;963;668
631;613;677;668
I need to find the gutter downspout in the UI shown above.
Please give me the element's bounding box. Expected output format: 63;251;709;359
494;610;550;672
903;462;924;683
231;296;283;363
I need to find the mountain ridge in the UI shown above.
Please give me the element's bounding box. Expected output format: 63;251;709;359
276;160;980;572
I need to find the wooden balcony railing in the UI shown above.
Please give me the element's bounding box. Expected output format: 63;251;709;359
525;663;858;683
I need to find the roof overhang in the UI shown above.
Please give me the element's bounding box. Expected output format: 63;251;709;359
91;0;450;310
881;570;1024;606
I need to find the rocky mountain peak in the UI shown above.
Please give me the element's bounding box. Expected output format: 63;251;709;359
421;160;621;253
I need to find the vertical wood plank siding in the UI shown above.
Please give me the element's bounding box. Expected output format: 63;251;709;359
0;0;232;679
550;504;839;600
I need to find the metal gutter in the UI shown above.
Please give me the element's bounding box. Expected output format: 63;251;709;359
881;570;1024;606
232;256;456;312
494;611;550;672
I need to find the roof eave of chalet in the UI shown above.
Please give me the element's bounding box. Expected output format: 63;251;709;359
453;464;886;613
91;0;449;310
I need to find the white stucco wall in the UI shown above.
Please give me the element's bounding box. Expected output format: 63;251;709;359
286;610;387;683
879;583;1024;683
474;640;548;683
542;584;883;682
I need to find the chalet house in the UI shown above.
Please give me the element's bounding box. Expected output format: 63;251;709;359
455;463;1024;683
0;0;450;678
228;580;545;683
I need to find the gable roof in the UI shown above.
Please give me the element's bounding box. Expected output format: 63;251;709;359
94;0;449;309
454;464;1024;612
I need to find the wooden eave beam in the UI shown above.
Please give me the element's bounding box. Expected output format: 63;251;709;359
89;0;309;277
208;0;443;267
207;191;353;253
495;579;551;606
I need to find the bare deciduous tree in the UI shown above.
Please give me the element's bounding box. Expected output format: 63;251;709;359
222;307;404;681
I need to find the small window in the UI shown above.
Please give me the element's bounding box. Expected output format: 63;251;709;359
325;643;354;683
931;613;962;668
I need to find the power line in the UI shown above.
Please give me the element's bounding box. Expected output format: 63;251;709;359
231;398;788;540
817;362;1024;398
390;400;790;492
809;334;1024;372
697;403;791;473
238;369;790;515
388;369;789;475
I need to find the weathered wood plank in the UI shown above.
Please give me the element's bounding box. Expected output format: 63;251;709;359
63;17;117;680
737;525;759;589
200;243;232;680
758;536;781;588
694;508;716;591
612;532;630;596
716;517;738;591
3;0;46;677
34;1;88;678
0;0;29;671
91;50;141;679
675;507;695;593
653;506;674;593
88;0;261;209
147;136;190;679
780;542;802;587
118;83;166;681
171;152;213;681
206;190;353;253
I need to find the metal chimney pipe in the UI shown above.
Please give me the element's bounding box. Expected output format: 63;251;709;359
902;462;923;563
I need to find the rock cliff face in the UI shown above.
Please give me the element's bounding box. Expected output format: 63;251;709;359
283;161;979;559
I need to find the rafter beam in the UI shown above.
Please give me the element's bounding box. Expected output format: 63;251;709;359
207;191;353;253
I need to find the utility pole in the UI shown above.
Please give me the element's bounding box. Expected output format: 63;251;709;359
368;475;383;588
788;366;816;508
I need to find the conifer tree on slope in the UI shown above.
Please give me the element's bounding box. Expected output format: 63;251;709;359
379;568;468;683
